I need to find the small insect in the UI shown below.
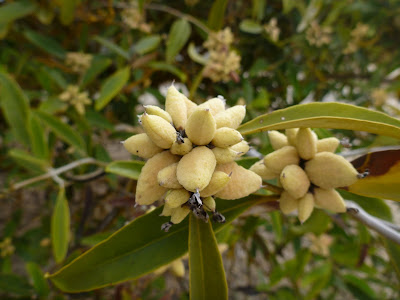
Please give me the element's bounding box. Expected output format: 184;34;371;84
357;169;370;179
212;211;226;223
161;221;173;232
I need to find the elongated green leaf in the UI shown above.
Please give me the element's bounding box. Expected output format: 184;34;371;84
105;160;145;179
0;0;36;25
0;274;32;296
207;0;228;31
80;56;112;88
0;72;31;147
239;19;263;34
238;102;400;139
51;189;70;263
9;149;49;173
34;110;86;153
166;19;191;63
147;61;187;82
348;149;400;201
382;238;400;281
29;114;49;159
24;30;66;59
189;215;228;300
95;67;130;111
342;274;377;300
59;0;79;25
48;196;271;292
133;35;161;55
94;36;130;60
26;262;50;297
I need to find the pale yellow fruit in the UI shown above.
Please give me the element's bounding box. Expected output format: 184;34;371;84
212;147;239;164
140;113;176;149
313;188;346;213
280;164;310;199
214;105;246;129
171;259;185;277
279;191;298;214
185;109;216;145
136;151;179;205
296;128;317;160
298;193;314;223
160;203;174;216
263;146;300;174
197;97;225;115
317;137;340;153
157;163;182;189
230;140;250;155
170;206;190;224
123;133;163;159
305;152;358;189
170;138;193;156
203;196;216;211
177;146;216;192
200;171;231;197
144;105;173;123
215;162;262;200
212;127;243;148
184;98;198;117
285;128;299;146
165;85;187;130
165;189;190;208
249;160;277;180
268;131;288;150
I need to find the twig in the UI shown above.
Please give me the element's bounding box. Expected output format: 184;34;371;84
339;145;400;158
345;200;400;245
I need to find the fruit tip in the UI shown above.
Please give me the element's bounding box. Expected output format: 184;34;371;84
120;140;125;144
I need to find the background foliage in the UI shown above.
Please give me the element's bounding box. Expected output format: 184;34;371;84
1;0;400;299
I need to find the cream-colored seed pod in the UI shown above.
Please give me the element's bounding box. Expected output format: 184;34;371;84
280;164;310;199
160;203;174;216
123;133;163;159
165;189;190;208
144;105;173;123
203;196;216;211
298;193;314;222
212;147;240;164
184;98;198;117
215;162;262;200
185;109;216;145
296;128;317;160
212;127;243;148
165;85;187;130
214;105;246;129
170;138;193;156
140;113;176;149
230;140;250;154
305;152;358;189
313;188;346;213
177;146;216;192
135;151;179;205
317;137;340;153
285;128;299;146
157;163;182;189
249;160;277;180
170;206;191;224
263;146;300;174
197;97;225;116
171;259;185;277
268;131;288;150
200;171;231;197
279;191;298;214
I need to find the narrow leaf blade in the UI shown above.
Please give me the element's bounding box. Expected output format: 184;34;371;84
23;30;66;59
26;262;50;297
105;160;145;180
166;19;191;63
0;0;37;25
51;189;70;263
94;36;130;60
207;0;228;31
29;114;49;159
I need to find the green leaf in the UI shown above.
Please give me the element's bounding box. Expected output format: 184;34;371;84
94;36;130;60
189;215;228;300
239;19;263;34
0;72;31;147
95;67;130;111
166;19;191;63
26;262;50;297
133;35;161;55
238;102;400;139
0;273;32;296
51;189;70;263
8;149;49;173
252;0;266;21
59;0;79;25
29;114;49;159
147;61;187;82
105;160;145;180
80;232;113;246
382;238;400;282
34;110;86;153
342;274;377;300
48;196;270;292
80;56;112;88
207;0;228;31
85;109;114;130
188;42;208;65
0;0;37;25
24;30;67;59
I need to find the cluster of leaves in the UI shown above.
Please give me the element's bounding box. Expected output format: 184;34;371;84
1;0;400;299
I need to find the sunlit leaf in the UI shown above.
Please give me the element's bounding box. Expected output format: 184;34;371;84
24;30;66;59
147;61;187;82
8;149;49;173
94;36;130;60
166;19;191;63
238;103;400;139
80;56;112;88
51;189;70;263
105;160;145;180
26;262;50;297
189;215;228;300
239;19;263;34
133;35;161;55
29;114;49;160
58;0;79;25
348;149;400;201
95;67;130;111
0;0;36;25
207;0;228;31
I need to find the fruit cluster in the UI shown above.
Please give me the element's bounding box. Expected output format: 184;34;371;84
250;128;363;222
123;85;262;231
